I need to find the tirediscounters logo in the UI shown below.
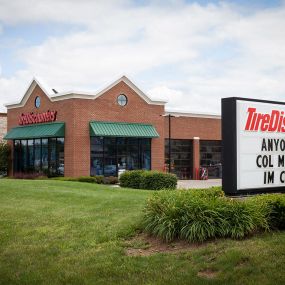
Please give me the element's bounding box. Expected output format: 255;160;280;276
236;100;285;191
18;110;57;125
245;107;285;132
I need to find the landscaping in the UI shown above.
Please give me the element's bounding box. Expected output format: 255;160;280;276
119;170;177;190
0;179;284;285
143;188;285;242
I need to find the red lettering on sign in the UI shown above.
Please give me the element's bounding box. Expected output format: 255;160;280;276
19;110;57;125
245;107;285;132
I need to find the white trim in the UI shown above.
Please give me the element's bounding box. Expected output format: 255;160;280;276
5;78;52;109
5;75;167;109
165;110;221;119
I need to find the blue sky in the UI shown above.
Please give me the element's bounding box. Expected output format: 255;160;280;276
0;0;285;113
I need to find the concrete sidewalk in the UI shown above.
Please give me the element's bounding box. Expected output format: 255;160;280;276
177;179;222;189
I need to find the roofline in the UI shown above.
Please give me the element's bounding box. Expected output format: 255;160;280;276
165;111;221;119
5;75;167;109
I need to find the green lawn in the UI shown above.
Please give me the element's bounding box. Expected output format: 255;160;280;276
0;179;284;285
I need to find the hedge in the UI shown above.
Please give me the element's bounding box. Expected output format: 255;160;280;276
51;175;118;185
142;189;285;243
119;170;177;190
119;170;144;189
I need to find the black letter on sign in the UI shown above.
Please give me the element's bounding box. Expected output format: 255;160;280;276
261;138;267;151
256;155;262;168
278;155;285;167
280;171;285;183
264;171;275;184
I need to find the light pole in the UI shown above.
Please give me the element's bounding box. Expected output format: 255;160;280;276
161;113;179;174
168;114;172;173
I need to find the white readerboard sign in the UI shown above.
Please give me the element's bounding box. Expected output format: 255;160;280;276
236;100;285;190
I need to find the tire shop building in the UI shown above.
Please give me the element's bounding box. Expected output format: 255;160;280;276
4;76;221;179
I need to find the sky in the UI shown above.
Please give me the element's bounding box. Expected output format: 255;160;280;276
0;0;285;114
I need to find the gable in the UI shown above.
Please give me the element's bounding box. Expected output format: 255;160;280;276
5;76;167;110
5;78;52;109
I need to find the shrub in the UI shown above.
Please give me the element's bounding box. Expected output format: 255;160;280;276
140;171;177;190
143;190;224;242
103;176;119;185
94;175;104;184
51;177;78;181
143;191;186;241
52;175;118;185
119;170;177;190
119;170;144;188
0;142;10;176
270;198;285;229
13;172;46;180
180;198;227;242
77;176;97;183
250;194;285;230
142;190;285;243
186;187;224;199
218;199;267;239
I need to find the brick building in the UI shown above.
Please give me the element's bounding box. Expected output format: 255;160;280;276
0;113;7;142
4;76;221;179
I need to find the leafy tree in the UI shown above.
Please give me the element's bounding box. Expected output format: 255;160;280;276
0;142;10;175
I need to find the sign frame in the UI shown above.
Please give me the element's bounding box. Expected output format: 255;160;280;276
222;97;285;195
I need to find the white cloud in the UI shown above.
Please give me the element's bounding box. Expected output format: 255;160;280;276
0;1;285;114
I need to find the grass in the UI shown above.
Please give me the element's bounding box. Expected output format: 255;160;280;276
0;179;284;285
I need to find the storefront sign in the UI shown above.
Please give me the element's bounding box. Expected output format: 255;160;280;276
222;97;285;195
19;110;57;125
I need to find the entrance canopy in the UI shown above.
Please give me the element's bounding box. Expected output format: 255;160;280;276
4;122;65;140
90;121;159;138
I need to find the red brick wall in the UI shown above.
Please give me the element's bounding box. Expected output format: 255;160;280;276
7;85;76;176
7;81;222;178
71;81;165;176
165;116;221;140
0;113;7;142
7;82;165;177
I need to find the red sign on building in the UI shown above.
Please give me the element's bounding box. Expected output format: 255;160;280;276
19;110;57;125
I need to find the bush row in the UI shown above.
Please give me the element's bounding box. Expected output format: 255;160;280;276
119;170;177;190
142;188;285;243
53;175;119;185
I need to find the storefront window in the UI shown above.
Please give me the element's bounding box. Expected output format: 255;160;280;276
90;137;151;176
104;137;117;176
49;138;57;175
165;139;193;179
141;139;151;170
200;140;222;178
14;140;21;173
21;140;27;172
90;137;104;176
42;139;49;174
27;139;34;173
57;138;65;175
34;139;41;173
13;138;64;177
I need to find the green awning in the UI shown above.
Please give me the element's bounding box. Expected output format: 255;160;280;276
90;121;159;138
4;122;65;140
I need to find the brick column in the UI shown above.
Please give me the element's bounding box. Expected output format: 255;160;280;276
192;137;200;180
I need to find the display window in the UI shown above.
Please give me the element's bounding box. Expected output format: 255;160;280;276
90;137;151;176
13;137;64;176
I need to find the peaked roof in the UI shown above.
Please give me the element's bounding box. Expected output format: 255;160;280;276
5;75;167;109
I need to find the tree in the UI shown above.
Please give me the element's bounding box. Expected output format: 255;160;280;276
0;142;10;175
